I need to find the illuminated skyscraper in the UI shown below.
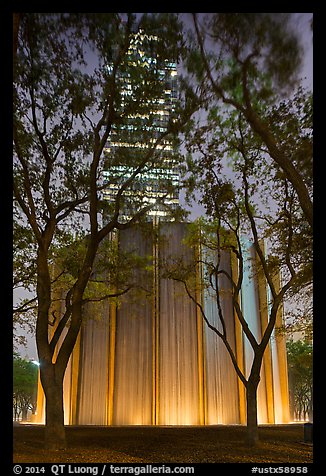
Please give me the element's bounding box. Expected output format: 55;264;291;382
101;29;180;222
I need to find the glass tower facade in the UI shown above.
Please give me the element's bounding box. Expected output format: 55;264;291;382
101;29;179;222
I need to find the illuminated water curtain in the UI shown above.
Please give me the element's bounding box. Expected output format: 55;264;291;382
34;222;289;425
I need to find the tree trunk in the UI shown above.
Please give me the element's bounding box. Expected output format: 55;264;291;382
40;363;66;450
246;380;259;446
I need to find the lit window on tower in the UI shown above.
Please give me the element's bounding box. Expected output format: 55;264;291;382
101;29;179;223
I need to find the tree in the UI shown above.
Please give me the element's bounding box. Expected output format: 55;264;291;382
172;98;309;444
163;217;294;446
287;340;313;421
13;354;38;421
185;13;313;228
263;88;313;340
13;13;197;449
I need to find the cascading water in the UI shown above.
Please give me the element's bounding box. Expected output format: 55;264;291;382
34;222;290;426
113;226;153;425
158;223;201;425
203;249;241;424
77;309;110;424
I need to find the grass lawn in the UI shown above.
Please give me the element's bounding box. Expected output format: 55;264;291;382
13;424;313;464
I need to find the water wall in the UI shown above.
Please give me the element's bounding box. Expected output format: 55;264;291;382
203;249;241;424
76;314;110;424
34;222;289;425
113;226;153;425
158;223;201;424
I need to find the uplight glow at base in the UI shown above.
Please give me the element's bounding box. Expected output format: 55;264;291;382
34;222;290;426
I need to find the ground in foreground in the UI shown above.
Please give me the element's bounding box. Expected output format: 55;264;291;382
13;424;312;464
